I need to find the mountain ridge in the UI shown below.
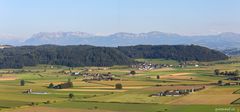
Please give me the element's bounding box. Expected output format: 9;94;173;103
2;31;240;50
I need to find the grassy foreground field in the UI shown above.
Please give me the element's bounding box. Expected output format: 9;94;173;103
0;58;239;112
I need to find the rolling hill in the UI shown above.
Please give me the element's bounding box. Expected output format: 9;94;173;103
0;45;227;68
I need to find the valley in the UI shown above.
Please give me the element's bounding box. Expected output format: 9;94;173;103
0;58;239;112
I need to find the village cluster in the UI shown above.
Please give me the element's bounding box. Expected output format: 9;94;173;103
131;62;199;70
70;72;119;81
150;86;205;97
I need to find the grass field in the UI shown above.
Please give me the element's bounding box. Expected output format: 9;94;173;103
135;58;179;65
46;101;240;112
168;86;240;105
0;58;239;112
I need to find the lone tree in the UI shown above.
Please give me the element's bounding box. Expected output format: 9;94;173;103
20;80;25;86
48;83;54;88
130;70;136;75
235;70;239;76
68;93;74;99
67;78;73;88
214;69;220;75
115;83;123;89
68;81;73;88
157;75;160;79
68;78;71;83
218;80;223;85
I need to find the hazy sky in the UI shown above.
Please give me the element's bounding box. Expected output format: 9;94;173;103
0;0;240;39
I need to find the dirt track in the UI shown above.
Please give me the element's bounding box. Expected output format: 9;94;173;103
159;73;194;80
0;76;16;81
58;89;127;92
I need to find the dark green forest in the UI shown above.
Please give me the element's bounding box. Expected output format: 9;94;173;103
118;45;228;62
0;45;228;68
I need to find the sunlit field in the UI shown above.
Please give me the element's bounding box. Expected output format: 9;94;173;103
0;58;239;112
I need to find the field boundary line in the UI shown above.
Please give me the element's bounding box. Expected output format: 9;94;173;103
87;81;114;87
230;98;240;104
232;89;240;94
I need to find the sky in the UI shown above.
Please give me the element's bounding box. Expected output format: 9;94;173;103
0;0;240;39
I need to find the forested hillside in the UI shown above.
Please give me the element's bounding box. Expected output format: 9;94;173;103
0;45;228;68
0;45;132;68
118;45;228;62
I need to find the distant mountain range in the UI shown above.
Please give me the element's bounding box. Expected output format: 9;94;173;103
222;48;240;56
2;31;240;50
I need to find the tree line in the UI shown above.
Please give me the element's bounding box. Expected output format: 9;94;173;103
214;69;239;76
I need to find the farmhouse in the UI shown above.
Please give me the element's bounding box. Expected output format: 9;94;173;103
228;77;240;81
195;64;199;67
225;82;240;86
22;89;48;94
71;72;80;76
218;81;240;86
23;89;32;94
53;82;73;89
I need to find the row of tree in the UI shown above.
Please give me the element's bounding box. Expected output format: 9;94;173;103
214;69;239;76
